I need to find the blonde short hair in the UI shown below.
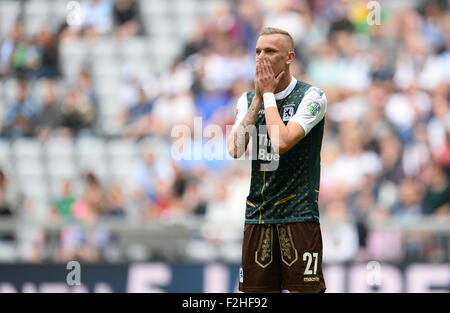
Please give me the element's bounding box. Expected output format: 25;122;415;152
258;27;294;51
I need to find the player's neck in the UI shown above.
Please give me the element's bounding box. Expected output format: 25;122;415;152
274;71;292;94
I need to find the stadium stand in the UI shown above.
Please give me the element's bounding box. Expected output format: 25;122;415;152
0;0;448;266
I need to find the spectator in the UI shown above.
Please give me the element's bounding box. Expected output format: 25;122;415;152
366;206;405;262
75;68;99;124
327;122;381;192
60;69;98;136
32;28;61;79
58;215;110;263
0;22;29;77
376;132;406;185
60;89;95;136
58;175;109;263
129;145;175;219
0;0;448;264
0;171;13;217
422;160;450;215
180;20;209;60
179;179;207;217
322;200;359;263
427;93;450;156
123;84;159;139
80;0;114;40
235;0;263;53
3;77;39;138
392;178;424;222
348;174;378;256
103;183;126;217
73;172;105;220
35;79;62;141
50;179;77;223
0;170;23;244
384;83;432;144
263;0;306;44
113;0;143;39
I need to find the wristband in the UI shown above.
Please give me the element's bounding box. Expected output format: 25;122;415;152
263;92;277;109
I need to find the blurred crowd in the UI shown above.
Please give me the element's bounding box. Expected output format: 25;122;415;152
0;0;449;264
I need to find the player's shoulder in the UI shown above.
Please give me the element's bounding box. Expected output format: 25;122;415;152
294;80;325;97
237;90;257;108
235;90;253;111
294;82;327;116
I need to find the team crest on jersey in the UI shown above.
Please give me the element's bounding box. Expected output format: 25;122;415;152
282;106;294;121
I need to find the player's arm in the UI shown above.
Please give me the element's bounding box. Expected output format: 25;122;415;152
227;93;262;159
264;87;327;154
258;57;326;155
264;105;305;155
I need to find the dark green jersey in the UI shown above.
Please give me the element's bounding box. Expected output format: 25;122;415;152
244;79;326;224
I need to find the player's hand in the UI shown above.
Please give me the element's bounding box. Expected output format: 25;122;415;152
256;56;284;94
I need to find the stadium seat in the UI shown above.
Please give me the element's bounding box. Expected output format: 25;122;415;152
2;78;18;104
0;243;17;262
12;138;43;161
140;0;168;16
48;176;83;200
117;38;147;60
96;76;121;98
75;137;109;180
43;138;75;161
15;226;45;262
49;0;69;23
98;91;124;115
59;40;88;78
137;136;170;160
0;140;11;170
171;0;198;15
0;1;21;38
17;175;48;201
89;37;118;60
23;0;52;36
99;114;124;136
24;0;51;17
15;158;45;178
147;36;182;74
143;15;172;37
92;59;121;81
75;136;106;159
106;139;137;179
46;159;77;180
106;138;137;159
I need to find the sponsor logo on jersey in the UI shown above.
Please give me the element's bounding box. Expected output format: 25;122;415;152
307;101;320;116
304;276;320;282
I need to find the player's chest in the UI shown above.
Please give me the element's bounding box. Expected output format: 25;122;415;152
255;98;301;126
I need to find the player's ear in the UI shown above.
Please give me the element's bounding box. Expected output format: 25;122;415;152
286;51;295;65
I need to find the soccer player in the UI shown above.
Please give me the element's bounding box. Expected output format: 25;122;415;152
227;27;327;293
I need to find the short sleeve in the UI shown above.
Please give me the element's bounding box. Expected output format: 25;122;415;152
232;92;249;130
289;86;327;135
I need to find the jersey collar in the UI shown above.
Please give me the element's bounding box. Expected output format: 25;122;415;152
274;76;297;100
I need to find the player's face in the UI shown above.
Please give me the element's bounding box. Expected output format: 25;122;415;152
255;34;291;76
